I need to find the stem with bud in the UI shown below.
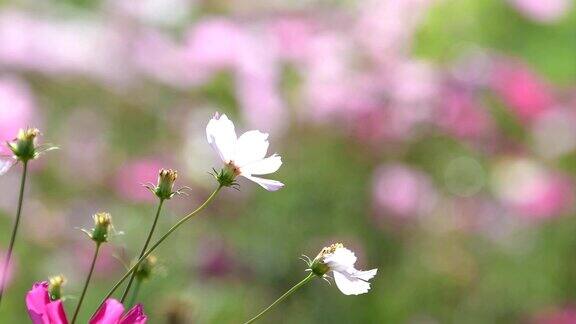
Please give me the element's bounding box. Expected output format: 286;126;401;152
0;161;28;308
90;185;223;317
71;243;101;324
120;199;165;303
243;272;315;324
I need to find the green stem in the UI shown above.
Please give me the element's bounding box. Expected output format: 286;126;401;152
127;278;142;309
90;185;222;317
0;161;28;308
244;272;315;324
120;199;165;303
71;243;101;324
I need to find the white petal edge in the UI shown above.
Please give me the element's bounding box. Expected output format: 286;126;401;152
354;268;378;281
234;130;270;167
324;247;358;270
206;113;237;163
243;175;284;191
333;271;372;296
240;154;282;175
0;158;15;176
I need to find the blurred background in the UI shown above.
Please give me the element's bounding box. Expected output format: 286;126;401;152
0;0;575;322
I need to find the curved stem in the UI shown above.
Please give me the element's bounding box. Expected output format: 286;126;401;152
0;161;28;307
120;199;165;303
127;278;142;309
90;185;222;317
71;243;101;324
243;272;315;324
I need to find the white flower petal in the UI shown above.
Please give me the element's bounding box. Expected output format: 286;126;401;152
333;270;372;296
243;175;284;191
353;268;378;281
234;130;269;166
0;157;15;176
324;247;357;271
240;154;282;175
206;113;237;163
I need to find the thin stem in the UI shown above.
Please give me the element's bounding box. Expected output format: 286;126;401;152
0;161;28;307
71;243;101;324
127;278;142;309
243;272;315;324
90;185;222;317
120;199;165;303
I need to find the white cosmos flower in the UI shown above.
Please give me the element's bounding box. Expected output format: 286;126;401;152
314;243;377;295
206;113;284;191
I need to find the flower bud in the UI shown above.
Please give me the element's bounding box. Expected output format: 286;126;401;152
310;243;344;277
48;275;66;301
214;163;240;188
7;128;40;162
91;212;113;244
155;169;178;200
134;255;158;281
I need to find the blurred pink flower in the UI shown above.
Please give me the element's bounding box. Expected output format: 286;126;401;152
235;33;287;133
355;0;436;65
26;282;147;324
508;0;572;23
0;75;35;142
114;159;164;202
132;30;203;88
372;164;437;220
492;158;573;221
382;61;439;140
0;11;130;85
492;62;555;123
269;16;315;61
437;90;492;139
532;306;576;324
302;32;353;120
184;19;248;72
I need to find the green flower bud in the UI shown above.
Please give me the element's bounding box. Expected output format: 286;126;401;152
135;255;158;281
90;212;112;244
48;275;66;301
310;243;343;277
7;128;40;162
155;169;178;200
214;163;240;188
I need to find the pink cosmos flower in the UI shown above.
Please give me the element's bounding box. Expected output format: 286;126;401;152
26;282;147;324
90;299;147;324
491;62;555;123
